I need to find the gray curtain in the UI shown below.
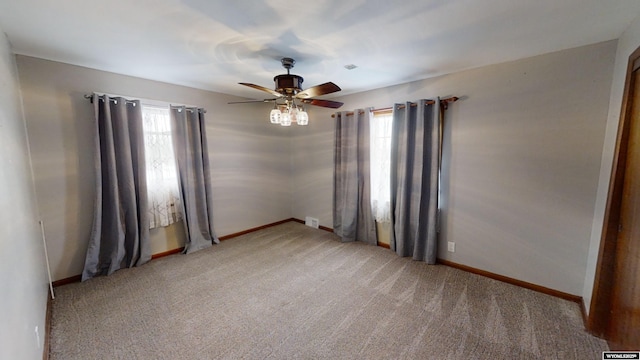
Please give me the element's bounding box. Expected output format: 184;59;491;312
390;99;441;263
333;108;377;244
83;95;151;281
170;106;219;253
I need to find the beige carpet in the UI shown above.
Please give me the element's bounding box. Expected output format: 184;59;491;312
50;222;608;359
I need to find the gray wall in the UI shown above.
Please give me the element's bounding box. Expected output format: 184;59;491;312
583;15;640;313
17;56;293;281
292;41;617;296
12;37;621;300
0;33;48;358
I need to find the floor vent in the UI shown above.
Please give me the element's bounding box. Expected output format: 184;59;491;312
305;216;319;229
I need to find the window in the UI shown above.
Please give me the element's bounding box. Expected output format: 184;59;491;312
142;105;182;229
370;111;393;223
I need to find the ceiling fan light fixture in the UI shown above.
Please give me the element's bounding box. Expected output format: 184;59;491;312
297;110;309;126
269;108;282;124
235;57;344;128
281;112;292;126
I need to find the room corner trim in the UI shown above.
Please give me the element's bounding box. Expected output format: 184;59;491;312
581;298;590;331
51;275;82;288
151;247;184;259
437;258;582;304
219;218;298;240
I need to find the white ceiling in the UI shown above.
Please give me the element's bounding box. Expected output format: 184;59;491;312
1;0;640;100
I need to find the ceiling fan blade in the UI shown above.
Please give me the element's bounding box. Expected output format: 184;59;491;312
239;83;283;98
301;98;344;109
228;99;276;105
295;82;341;99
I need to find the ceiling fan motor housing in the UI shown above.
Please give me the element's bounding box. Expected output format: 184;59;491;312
274;74;304;95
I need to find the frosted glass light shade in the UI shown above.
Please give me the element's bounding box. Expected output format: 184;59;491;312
297;111;309;125
270;108;281;124
281;112;292;126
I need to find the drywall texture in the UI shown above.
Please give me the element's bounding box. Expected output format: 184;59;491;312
0;33;48;359
583;15;640;313
17;56;293;281
292;41;616;296
289;105;336;227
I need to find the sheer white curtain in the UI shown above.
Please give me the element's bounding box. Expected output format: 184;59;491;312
142;105;182;229
370;112;393;223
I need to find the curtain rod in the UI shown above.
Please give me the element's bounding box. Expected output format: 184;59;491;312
84;93;138;105
84;93;206;113
331;96;458;118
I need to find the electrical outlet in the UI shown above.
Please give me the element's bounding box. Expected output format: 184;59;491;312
447;241;455;253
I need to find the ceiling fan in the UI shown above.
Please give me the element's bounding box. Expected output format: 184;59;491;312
229;57;344;126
